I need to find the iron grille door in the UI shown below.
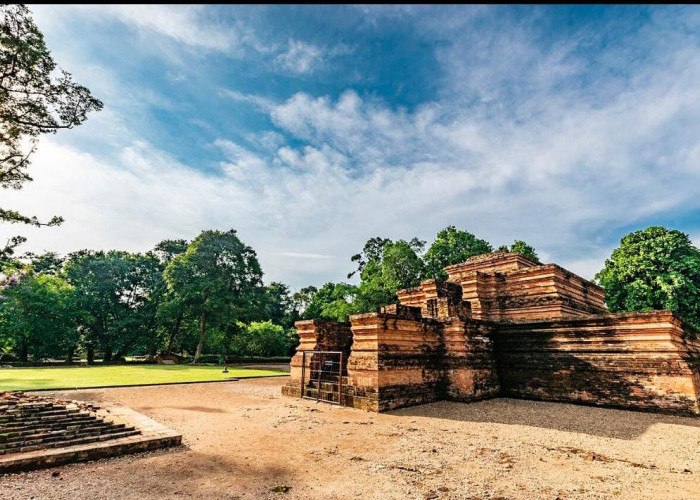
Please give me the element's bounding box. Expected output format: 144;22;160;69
300;350;343;405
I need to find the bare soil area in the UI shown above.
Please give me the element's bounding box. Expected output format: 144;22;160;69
0;377;698;499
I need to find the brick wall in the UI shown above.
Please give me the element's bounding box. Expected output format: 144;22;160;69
283;252;700;416
493;311;700;415
281;319;352;399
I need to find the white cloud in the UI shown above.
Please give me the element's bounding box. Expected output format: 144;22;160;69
281;252;337;259
219;89;275;112
274;39;353;75
275;40;325;74
33;5;240;54
10;6;700;291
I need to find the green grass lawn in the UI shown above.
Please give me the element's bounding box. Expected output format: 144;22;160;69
0;365;287;391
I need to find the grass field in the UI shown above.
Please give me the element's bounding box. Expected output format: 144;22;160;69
0;365;287;391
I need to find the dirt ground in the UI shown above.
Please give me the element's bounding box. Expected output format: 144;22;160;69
0;378;698;500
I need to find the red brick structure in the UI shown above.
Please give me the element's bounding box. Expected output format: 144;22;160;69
282;252;700;415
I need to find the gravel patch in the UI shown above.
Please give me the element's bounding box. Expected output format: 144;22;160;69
0;378;698;499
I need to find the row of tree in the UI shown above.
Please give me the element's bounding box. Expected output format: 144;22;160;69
2;224;699;364
0;225;534;363
0;230;299;363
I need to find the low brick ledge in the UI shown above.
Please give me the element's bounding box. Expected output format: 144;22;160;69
0;405;182;474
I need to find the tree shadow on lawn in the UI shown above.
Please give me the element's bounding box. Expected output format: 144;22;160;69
389;397;700;440
0;378;54;390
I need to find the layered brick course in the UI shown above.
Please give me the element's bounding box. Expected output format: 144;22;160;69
0;392;181;473
282;251;700;415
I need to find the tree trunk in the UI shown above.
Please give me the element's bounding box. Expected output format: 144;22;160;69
66;346;74;365
87;344;95;365
103;347;113;363
165;313;183;356
19;340;28;363
193;311;207;364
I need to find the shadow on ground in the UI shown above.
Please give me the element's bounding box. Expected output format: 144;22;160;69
389;397;700;440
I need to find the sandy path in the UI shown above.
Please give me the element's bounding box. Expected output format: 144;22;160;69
0;377;698;499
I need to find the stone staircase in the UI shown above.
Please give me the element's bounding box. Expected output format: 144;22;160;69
0;398;141;457
302;377;348;403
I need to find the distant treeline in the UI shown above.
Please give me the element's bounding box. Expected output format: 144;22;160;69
0;227;535;364
1;225;697;365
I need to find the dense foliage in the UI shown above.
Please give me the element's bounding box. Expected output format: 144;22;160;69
0;224;542;362
424;226;492;281
595;226;700;329
0;230;301;363
497;240;540;262
163;229;264;363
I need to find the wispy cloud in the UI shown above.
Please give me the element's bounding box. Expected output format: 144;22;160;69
33;5;242;54
219;89;276;111
281;252;337;259
11;6;700;289
274;39;353;74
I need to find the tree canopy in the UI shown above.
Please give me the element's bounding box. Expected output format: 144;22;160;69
595;226;700;329
0;4;102;261
497;240;540;262
163;229;263;363
64;250;163;363
302;282;359;322
0;223;551;363
423;226;492;281
0;270;78;362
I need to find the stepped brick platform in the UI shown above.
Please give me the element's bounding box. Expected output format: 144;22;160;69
282;251;700;415
0;392;181;473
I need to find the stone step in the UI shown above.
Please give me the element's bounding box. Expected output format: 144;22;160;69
302;388;340;402
2;418;122;437
0;414;95;432
0;407;80;419
1;422;128;446
0;418;110;438
0;427;140;455
0;411;94;429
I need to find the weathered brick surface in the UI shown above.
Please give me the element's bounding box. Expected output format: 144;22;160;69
283;252;700;416
0;396;181;473
446;253;607;322
282;319;352;400
493;311;700;415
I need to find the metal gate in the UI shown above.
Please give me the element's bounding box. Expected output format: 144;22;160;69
300;350;343;405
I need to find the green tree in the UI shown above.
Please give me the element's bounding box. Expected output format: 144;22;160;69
231;321;292;357
302;282;359;322
24;251;64;275
163;229;263;363
348;236;392;279
0;5;102;261
354;239;425;313
595;226;700;329
153;239;189;356
423;226;492;280
0;271;78;362
497;240;540;262
263;282;298;330
292;285;317;317
65;250;163;363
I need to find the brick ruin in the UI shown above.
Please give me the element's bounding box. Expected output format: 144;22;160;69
0;392;181;473
282;252;700;415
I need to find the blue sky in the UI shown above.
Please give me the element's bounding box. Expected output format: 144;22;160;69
5;5;700;289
